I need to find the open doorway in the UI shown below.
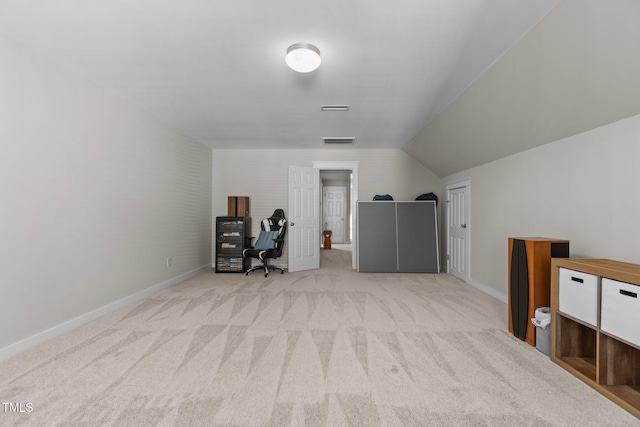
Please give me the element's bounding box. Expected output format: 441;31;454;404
313;161;359;270
320;170;351;245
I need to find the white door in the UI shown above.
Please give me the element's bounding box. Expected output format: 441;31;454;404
288;165;320;272
323;186;346;244
447;182;470;282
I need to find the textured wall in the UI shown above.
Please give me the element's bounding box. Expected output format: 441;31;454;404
212;149;441;267
0;36;212;351
443;113;640;300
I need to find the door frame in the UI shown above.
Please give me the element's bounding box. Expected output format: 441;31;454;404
313;161;359;269
322;185;347;244
445;178;471;282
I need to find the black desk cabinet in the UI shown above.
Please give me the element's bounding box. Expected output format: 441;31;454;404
215;216;252;273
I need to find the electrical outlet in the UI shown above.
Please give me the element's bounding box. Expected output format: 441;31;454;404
166;257;172;268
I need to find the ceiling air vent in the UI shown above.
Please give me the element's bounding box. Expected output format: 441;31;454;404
322;137;355;145
321;105;349;111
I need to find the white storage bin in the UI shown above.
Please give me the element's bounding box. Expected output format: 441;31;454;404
601;278;640;348
558;268;598;326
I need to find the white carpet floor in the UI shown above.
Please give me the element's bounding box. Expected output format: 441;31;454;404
1;244;638;426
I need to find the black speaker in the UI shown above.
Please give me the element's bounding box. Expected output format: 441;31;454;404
508;238;569;345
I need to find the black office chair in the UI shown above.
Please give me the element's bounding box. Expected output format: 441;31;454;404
243;209;287;277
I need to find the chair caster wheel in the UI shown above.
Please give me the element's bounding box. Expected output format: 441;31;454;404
264;273;268;278
281;270;284;274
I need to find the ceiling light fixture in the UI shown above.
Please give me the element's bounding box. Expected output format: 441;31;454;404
286;43;321;73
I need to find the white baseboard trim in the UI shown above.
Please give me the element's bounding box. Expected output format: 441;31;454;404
468;278;508;304
0;264;212;362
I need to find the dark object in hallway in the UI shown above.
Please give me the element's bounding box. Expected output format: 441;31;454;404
323;230;332;249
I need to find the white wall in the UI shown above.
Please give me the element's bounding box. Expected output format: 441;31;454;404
443;113;640;300
212;149;441;265
0;36;212;354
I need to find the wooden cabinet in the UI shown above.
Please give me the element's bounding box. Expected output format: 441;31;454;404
508;237;569;345
227;196;250;217
551;258;640;418
215;216;251;273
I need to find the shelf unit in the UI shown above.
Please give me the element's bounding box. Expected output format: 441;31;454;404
551;258;640;418
215;216;251;273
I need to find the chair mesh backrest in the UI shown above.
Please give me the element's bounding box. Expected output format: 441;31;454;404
260;209;287;254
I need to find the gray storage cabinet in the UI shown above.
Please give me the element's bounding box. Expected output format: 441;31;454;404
357;201;439;273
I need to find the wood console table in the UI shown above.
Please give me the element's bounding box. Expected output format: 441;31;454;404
551;258;640;418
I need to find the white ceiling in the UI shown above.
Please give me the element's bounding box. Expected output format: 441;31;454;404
0;1;559;156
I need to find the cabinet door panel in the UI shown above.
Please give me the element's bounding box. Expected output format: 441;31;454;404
357;202;398;272
397;202;439;273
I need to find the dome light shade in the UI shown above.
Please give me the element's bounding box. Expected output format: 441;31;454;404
286;43;321;73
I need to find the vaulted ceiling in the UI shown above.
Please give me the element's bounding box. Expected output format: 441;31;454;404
0;1;561;174
405;0;640;177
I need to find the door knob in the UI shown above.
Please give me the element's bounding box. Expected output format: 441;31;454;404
461;224;467;228
290;222;295;226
